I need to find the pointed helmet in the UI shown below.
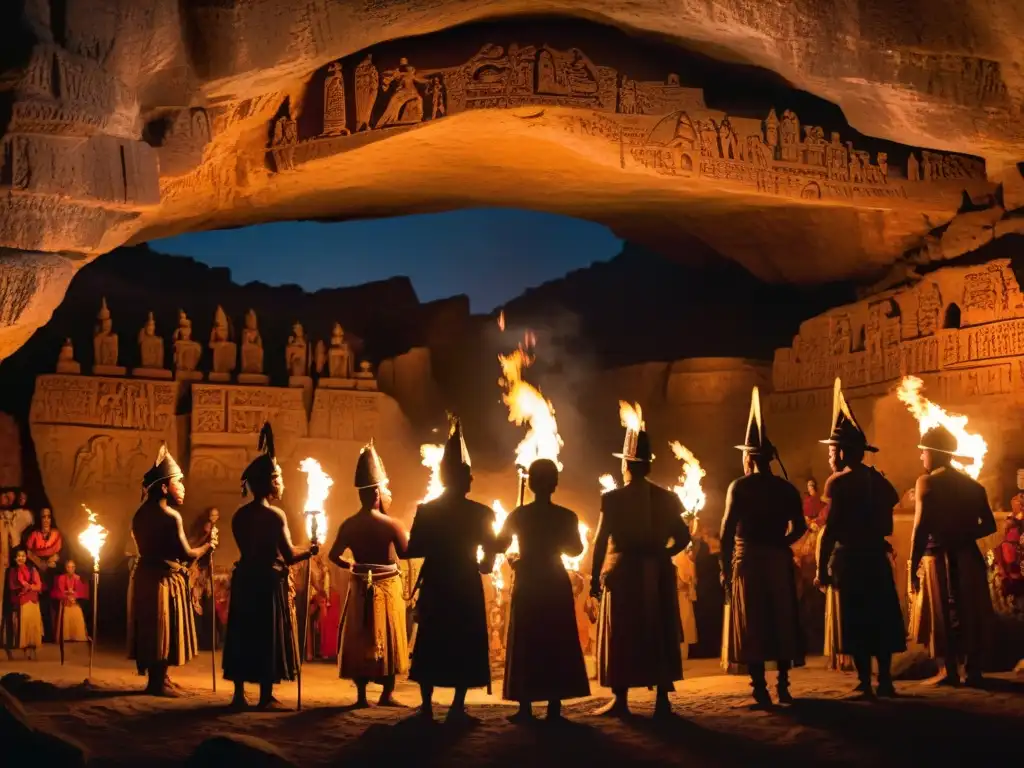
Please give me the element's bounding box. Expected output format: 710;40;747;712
241;421;281;496
735;386;774;455
612;401;654;462
820;378;877;452
354;439;389;489
441;415;472;472
142;442;183;493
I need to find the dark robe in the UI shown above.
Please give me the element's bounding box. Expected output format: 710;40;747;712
720;472;806;666
407;491;496;689
593;479;689;689
909;466;996;670
690;536;724;658
128;501;198;674
818;464;906;657
501;501;590;703
222;502;300;684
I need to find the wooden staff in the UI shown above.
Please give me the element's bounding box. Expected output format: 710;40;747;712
298;515;319;712
209;533;217;693
89;568;99;680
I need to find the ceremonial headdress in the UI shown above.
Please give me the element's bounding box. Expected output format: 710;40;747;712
142;442;183;494
441;416;472;472
735;387;788;477
612;402;654;462
354;439;389;489
917;424;961;456
241;421;281;496
820;378;878;452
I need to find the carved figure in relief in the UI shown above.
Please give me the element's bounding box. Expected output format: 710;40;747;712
779;110;800;162
666;112;697;149
138;312;165;369
272;110;297;171
429;76;446;120
240;309;264;374
618;75;638;114
505;43;535;93
803;126;826;166
323;62;350;136
376;58;428;128
536;46;598;98
907;152;920;181
718;118;738;160
917;282;942;336
286;322;311;377
831;316;852;355
57;338;80;374
876;152;888;184
825;132;848;181
328;323;353;379
191;108;211;145
93;298;119;368
209;306;237;375
173;311;202;372
697;120;720;158
764;109;780;156
354;55;380;132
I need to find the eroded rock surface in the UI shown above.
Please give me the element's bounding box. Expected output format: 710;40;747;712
1;1;1024;359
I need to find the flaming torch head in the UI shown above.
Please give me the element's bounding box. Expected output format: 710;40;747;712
613;401;654;466
670;441;706;522
896;376;987;479
77;505;108;573
300;457;333;544
599;474;618;494
498;338;563;471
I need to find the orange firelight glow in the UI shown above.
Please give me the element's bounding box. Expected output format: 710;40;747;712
498;335;563;470
77;506;108;573
299;458;332;543
896;376;987;479
670;441;706;518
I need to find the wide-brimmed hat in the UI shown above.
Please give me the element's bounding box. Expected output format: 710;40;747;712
241;421;281;495
354;439;389;489
820;378;878;452
735;386;774;456
143;442;183;491
612;401;654;462
917;424;964;457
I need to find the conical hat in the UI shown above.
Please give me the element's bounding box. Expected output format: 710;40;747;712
241;421;281;495
820;378;877;452
441;416;472;470
354;439;389;489
735;387;774;455
612;402;654;462
142;442;182;491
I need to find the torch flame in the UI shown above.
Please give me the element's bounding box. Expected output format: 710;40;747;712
599;474;617;494
619;401;643;432
299;457;333;543
77;505;108;572
419;443;446;504
498;335;563;471
498;310;505;331
561;521;590;571
896;376;987;479
669;441;706;517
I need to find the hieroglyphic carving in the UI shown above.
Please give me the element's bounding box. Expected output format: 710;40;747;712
309;390;381;442
936;363;1013;401
354;55;379;132
190;384;308;438
71;434;155;491
917;282;942;336
30;375;178;432
188;446;251;487
323;62;350;136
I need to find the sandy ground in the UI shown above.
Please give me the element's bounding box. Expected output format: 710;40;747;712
3;645;1023;767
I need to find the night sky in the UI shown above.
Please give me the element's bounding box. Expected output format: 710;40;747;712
152;209;624;313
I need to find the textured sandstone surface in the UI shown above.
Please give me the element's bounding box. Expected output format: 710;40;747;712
1;1;1024;358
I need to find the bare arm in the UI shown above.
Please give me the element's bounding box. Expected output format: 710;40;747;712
404;506;428;560
328;522;350;569
174;511;210;562
909;475;930;582
719;481;739;580
276;509;315;566
390;518;410;560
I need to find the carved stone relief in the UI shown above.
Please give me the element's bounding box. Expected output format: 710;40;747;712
190;384;308;439
30;375;178;432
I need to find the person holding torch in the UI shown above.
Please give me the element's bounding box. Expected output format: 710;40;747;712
328;440;410;708
128;443;216;697
223;422;317;710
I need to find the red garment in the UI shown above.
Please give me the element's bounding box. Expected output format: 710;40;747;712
51;573;89;603
318;588;341;659
802;495;828;527
7;564;41;606
26;528;63;559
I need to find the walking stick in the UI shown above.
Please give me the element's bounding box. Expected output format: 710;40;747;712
89;569;99;681
299;551;313;711
209;545;217;693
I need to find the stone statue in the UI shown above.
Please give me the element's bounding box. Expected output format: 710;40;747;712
92;297;123;374
328;323;353;379
240;309;264;374
173;310;202;377
323;62;350;136
209;305;237;380
56;337;80;374
137;312;165;369
286;322;310;378
354;54;379;132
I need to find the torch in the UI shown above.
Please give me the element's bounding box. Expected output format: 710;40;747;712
298;458;332;712
77;506;108;683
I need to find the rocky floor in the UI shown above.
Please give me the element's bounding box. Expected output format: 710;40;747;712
2;647;1023;767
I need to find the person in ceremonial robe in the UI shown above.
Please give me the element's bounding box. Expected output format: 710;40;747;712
53;558;90;643
223;422;317;710
498;458;590;721
25;507;64;641
128;444;216;696
909;424;997;686
816;378;905;698
590;406;690;718
720;387;806;706
329;440;410;708
406;417;497;722
6;546;43;658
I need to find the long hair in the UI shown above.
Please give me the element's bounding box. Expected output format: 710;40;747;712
28;506;58;535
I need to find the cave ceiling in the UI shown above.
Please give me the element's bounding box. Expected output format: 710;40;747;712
0;0;1023;358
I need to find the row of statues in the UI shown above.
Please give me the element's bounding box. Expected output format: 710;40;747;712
58;299;373;386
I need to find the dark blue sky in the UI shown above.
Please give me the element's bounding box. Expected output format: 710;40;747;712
152;209;624;313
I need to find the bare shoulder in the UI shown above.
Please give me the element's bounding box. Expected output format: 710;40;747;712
268;505;289;526
915;473;933;494
822;469;848;497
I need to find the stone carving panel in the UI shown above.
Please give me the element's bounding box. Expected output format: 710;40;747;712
309;390;382;442
191;384;308;439
30;375;178;432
